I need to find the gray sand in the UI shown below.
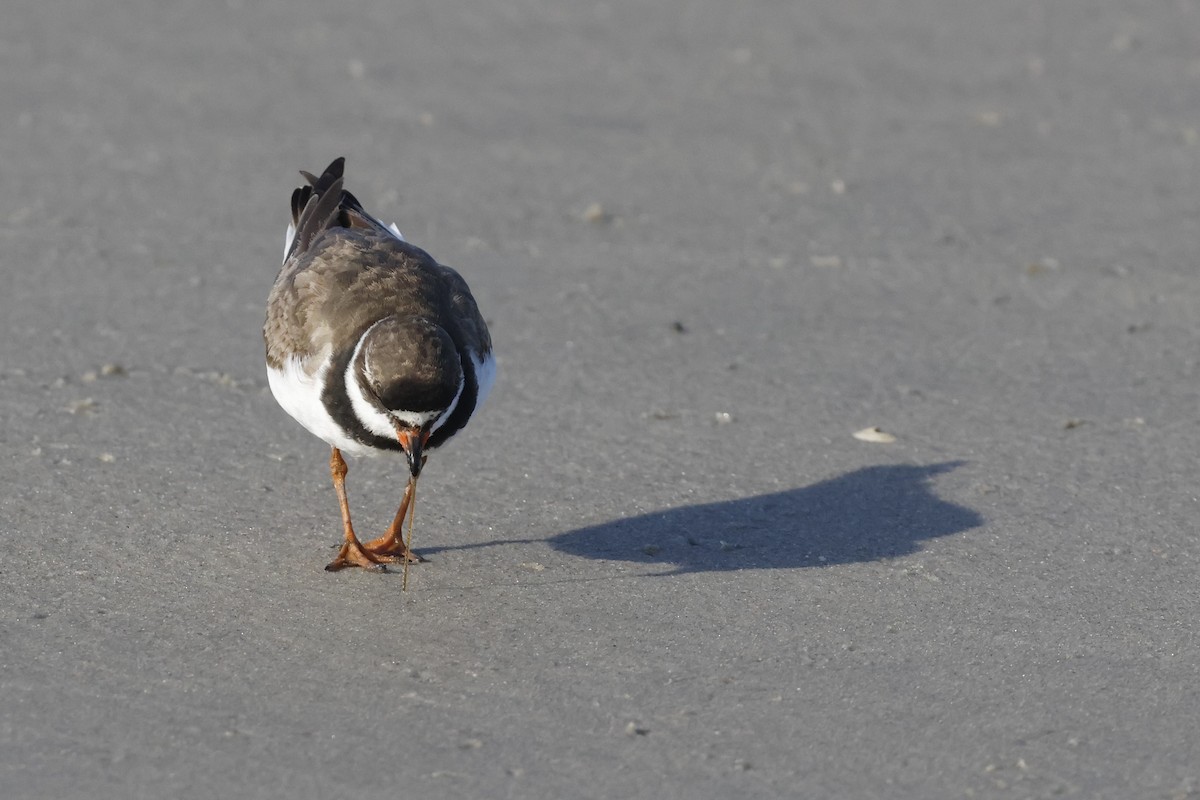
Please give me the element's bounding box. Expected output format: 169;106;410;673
3;2;1199;798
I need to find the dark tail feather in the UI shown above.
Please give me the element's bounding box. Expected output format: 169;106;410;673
285;157;395;261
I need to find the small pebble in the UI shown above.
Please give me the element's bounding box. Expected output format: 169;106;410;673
581;203;610;223
65;398;98;415
974;110;1003;127
1026;258;1060;276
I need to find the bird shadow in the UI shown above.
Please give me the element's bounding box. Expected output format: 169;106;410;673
545;462;981;575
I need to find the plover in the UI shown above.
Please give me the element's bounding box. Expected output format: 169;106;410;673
264;158;494;578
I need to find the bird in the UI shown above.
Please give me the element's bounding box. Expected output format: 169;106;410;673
264;157;494;578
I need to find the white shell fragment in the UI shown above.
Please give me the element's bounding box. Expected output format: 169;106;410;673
853;426;896;443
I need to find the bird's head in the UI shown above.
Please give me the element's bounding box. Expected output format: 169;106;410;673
351;317;464;478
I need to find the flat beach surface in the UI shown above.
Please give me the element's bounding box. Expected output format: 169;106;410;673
2;2;1199;797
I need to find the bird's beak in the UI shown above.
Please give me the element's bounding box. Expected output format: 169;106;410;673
397;427;430;477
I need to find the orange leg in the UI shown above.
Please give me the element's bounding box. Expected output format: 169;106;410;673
363;475;425;563
324;447;386;572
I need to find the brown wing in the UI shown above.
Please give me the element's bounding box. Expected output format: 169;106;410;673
267;228;474;368
436;263;492;358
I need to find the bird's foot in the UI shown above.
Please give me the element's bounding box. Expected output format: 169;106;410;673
325;539;389;572
363;535;426;564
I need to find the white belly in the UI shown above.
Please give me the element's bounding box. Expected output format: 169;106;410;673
267;353;381;458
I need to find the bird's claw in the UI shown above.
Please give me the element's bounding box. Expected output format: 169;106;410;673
325;540;389;572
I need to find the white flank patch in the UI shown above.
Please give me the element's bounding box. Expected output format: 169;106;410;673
267;351;378;458
283;223;296;262
282;219;401;262
471;349;497;414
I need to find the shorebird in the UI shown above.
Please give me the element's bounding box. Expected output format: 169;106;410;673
264;158;494;579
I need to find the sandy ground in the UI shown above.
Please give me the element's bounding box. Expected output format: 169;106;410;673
3;2;1200;798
